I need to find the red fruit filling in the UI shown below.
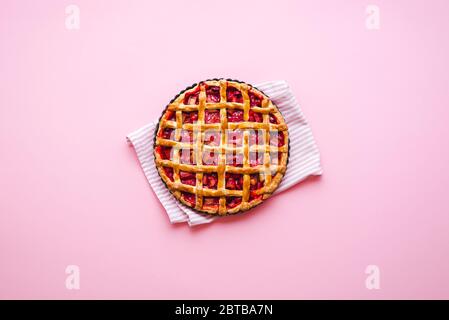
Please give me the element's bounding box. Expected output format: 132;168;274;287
166;111;176;121
202;173;218;189
163;167;174;181
249;174;264;202
183;89;200;105
160;128;174;140
227;109;243;122
179;170;196;186
226;87;243;103
249;152;264;167
226;196;242;209
270;131;285;147
204;130;220;146
249;130;263;146
227;130;243;147
269;114;278;124
206;86;221;103
248;110;263;122
182;111;198;124
158;146;172;160
226;153;243;167
202;150;218;166
225;173;243;190
248;91;262;107
182;192;196;206
250;174;264;190
205;110;220;123
270;152;282;165
203;197;219;208
180;130;194;143
180;149;196;164
249;192;263;202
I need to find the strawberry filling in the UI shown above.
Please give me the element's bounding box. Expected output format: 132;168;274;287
166;110;176;121
249;192;263;202
249;174;264;202
226;87;243;103
248;91;262;107
227;130;243;147
203;197;219;208
182;111;198;124
249;152;263;167
183;89;200;105
158;146;172;160
179;170;196;186
227;109;243;122
270;131;285;147
248;110;263;122
163;167;174;181
206;86;221;103
180;149;195;164
248;130;263;146
182;192;196;206
205;110;220;123
270;152;282;165
226;153;243;167
269;114;278;124
180;130;194;143
225;173;243;190
160;128;174;140
203;150;218;166
250;174;264;190
204;130;220;146
226;196;242;209
202;173;218;189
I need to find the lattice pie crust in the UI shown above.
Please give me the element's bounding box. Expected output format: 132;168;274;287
154;79;289;215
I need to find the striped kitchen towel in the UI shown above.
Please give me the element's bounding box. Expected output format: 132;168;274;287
127;80;322;226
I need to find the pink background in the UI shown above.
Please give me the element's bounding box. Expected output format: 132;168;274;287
1;0;449;299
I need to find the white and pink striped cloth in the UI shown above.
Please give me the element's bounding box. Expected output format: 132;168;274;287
127;80;322;226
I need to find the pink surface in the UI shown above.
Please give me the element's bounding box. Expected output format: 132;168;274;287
1;0;449;299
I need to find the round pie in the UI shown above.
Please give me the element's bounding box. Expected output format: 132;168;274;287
153;79;289;215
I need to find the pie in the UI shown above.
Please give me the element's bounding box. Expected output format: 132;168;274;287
154;79;289;215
